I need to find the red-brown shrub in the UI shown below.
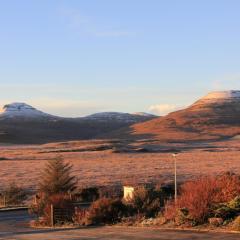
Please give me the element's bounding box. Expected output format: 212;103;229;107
213;174;240;202
73;208;88;225
164;173;240;224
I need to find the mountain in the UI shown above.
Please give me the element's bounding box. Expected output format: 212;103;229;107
0;103;156;144
84;112;155;123
109;90;240;142
2;90;239;145
0;103;55;119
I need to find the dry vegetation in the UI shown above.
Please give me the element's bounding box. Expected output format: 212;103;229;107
0;139;240;192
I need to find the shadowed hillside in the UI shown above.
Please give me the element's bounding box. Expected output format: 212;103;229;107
0;103;156;144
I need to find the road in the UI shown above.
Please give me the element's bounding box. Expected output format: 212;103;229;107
0;210;240;240
0;209;36;239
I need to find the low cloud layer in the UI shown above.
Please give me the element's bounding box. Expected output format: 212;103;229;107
148;104;177;116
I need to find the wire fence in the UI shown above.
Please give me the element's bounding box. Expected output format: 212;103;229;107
50;202;91;226
0;194;27;208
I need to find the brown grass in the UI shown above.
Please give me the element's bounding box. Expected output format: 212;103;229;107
0;140;240;192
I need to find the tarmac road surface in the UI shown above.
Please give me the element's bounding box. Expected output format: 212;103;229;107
0;209;240;240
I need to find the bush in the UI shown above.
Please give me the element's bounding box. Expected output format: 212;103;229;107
174;208;192;226
74;187;99;202
130;186;167;218
29;194;46;217
83;197;128;225
164;174;240;225
213;173;240;202
228;196;240;210
232;216;240;231
2;183;27;206
208;217;223;227
212;195;240;220
212;204;235;220
73;207;88;225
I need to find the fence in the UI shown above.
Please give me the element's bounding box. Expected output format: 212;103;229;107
0;194;26;208
50;205;74;226
50;202;91;226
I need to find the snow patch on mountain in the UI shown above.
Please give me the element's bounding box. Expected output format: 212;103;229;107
202;90;240;100
0;103;156;123
133;112;156;117
0;102;53;118
85;112;136;122
84;112;155;122
192;90;240;106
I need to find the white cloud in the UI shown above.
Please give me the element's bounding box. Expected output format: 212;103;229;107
148;104;177;116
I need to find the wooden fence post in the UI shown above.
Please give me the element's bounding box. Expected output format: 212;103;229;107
51;204;54;227
34;195;37;205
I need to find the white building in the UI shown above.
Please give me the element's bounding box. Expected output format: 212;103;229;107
123;186;135;200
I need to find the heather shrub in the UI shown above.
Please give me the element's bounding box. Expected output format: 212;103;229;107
212;195;240;220
73;207;88;225
232;216;240;231
74;187;99;202
130;186;168;218
84;197;128;225
164;174;240;225
228;196;240;210
208;217;223;227
29;194;46;217
174;208;192;226
212;204;235;220
164;200;178;222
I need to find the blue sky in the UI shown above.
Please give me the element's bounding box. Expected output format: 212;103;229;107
0;0;240;116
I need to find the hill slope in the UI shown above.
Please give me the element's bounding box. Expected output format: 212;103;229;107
0;103;156;144
109;90;240;142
